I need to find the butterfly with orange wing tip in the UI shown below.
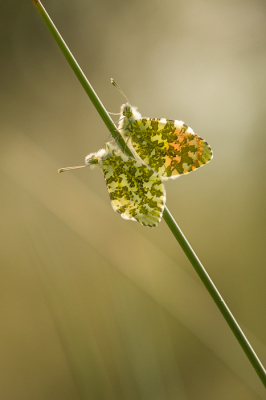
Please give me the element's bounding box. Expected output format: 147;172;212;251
111;79;213;180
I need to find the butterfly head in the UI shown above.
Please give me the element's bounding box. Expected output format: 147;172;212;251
121;103;133;118
85;148;106;169
120;103;142;121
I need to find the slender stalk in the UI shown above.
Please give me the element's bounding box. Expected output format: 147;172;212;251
163;207;266;386
32;0;132;158
32;0;266;388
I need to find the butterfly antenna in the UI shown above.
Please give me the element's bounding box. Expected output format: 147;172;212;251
111;79;131;104
58;165;87;173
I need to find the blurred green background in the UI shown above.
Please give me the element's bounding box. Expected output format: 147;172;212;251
0;0;266;399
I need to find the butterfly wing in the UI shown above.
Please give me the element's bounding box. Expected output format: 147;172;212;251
126;117;213;180
101;145;166;227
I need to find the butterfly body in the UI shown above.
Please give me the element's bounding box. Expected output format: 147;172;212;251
119;103;213;180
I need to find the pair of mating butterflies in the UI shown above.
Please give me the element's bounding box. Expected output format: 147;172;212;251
59;97;213;227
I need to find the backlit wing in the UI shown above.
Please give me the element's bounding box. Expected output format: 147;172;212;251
101;144;166;227
119;104;213;180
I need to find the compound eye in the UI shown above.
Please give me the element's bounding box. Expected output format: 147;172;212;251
123;107;132;117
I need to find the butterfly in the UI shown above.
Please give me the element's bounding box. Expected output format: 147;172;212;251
117;103;213;179
59;142;166;227
110;79;212;179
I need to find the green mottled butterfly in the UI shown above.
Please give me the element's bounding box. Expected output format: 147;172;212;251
112;79;213;180
59;142;166;227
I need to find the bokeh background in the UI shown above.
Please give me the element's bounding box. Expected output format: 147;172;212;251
1;0;266;399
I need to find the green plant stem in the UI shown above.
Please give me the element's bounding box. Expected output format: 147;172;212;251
32;0;266;388
163;207;266;386
32;0;132;158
